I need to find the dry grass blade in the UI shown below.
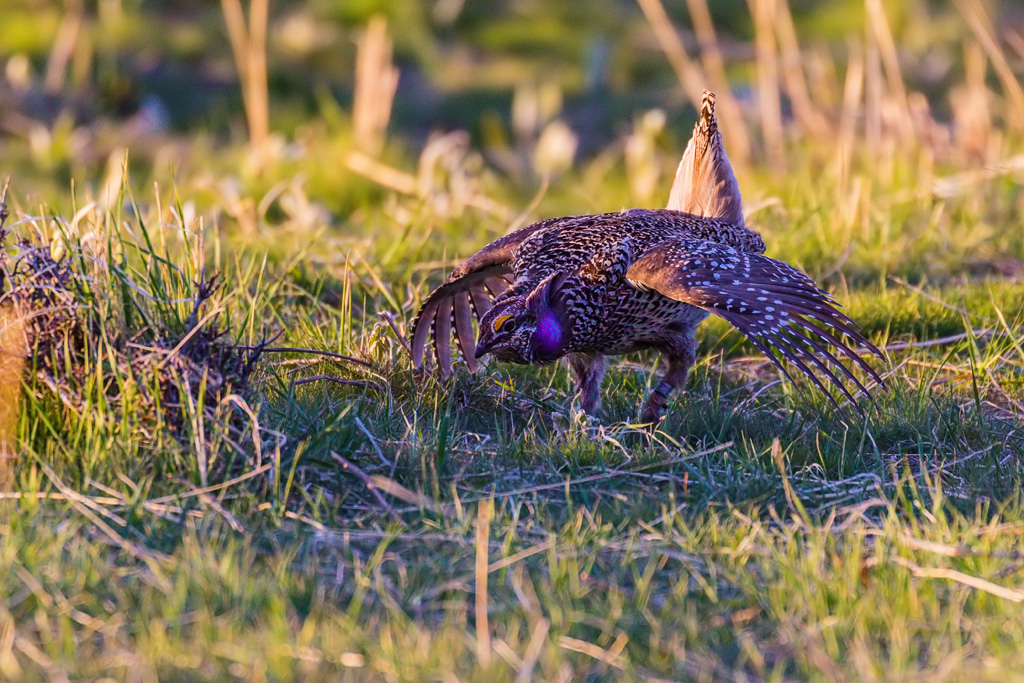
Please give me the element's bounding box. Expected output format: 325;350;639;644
635;0;729;156
237;345;373;369
44;5;83;94
865;0;913;140
37;461;169;566
370;476;442;511
0;303;27;490
220;0;270;153
353;16;399;156
488;539;554;574
680;0;752;162
773;0;831;137
516;618;550;683
148;464;271;505
558;634;627;669
892;556;1024;603
748;0;784;166
475;498;494;669
956;0;1024;130
331;452;400;520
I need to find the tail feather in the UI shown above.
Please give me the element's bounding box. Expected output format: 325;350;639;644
452;293;480;373
667;90;745;226
411;272;511;379
433;297;453;375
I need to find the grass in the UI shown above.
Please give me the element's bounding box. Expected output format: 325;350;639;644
2;1;1024;680
1;134;1023;680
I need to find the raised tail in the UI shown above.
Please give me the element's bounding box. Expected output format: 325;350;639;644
667;90;745;227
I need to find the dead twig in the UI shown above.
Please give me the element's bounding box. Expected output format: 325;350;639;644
0;176;11;232
379;311;411;357
354;415;392;467
294;375;380;390
237;345;374;369
892;555;1024;602
331;451;400;520
876;329;994;353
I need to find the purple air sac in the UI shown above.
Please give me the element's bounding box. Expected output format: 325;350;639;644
533;312;563;359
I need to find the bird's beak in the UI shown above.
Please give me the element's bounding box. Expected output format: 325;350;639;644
474;339;493;359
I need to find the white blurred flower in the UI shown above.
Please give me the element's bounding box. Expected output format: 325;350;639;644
49;223;66;263
533;120;577;176
99;149;128;212
625;109;667;203
4;54;31;89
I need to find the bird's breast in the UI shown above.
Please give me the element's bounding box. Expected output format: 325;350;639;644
564;277;708;354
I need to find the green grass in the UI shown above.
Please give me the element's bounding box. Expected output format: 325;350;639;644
2;1;1024;679
1;126;1023;680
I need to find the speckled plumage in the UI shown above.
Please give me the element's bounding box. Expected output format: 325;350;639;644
410;91;885;422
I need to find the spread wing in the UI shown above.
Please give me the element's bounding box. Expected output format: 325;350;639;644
410;220;553;377
627;238;886;413
666;90;744;227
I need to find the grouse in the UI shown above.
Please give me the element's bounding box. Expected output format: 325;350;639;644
410;91;884;423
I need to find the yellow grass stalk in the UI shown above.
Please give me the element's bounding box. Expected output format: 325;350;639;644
864;32;882;153
637;0;756;166
220;0;270;154
353;16;400;156
864;0;914;141
475;497;494;668
774;0;832;138
837;40;865;190
952;43;994;161
749;0;784;167
682;0;752;162
44;5;84;94
955;0;1024;131
0;304;27;492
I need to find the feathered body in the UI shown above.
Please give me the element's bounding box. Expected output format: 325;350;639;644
410;92;884;423
481;210;763;356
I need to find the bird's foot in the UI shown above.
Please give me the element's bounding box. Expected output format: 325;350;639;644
617;423;658;452
552;402;603;438
570;402;603;428
638;407;665;429
639;381;673;428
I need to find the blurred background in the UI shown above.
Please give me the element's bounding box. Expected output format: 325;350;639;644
0;0;1023;270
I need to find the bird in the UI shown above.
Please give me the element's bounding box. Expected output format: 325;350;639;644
409;91;884;424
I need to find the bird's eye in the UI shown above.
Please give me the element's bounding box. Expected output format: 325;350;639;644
492;314;513;333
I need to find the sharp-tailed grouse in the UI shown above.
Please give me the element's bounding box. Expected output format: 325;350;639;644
410;91;884;423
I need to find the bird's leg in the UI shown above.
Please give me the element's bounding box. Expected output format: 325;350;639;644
568;353;607;417
640;337;697;425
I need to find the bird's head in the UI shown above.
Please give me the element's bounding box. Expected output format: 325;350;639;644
474;275;568;365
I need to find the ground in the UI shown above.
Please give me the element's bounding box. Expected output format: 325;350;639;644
2;1;1024;681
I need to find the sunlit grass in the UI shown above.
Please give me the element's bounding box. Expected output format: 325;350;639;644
1;0;1024;678
0;132;1022;678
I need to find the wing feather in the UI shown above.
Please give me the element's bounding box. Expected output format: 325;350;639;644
452;292;479;373
627;238;885;412
411;296;442;370
469;286;493;320
433;297;453;376
409;219;554;377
